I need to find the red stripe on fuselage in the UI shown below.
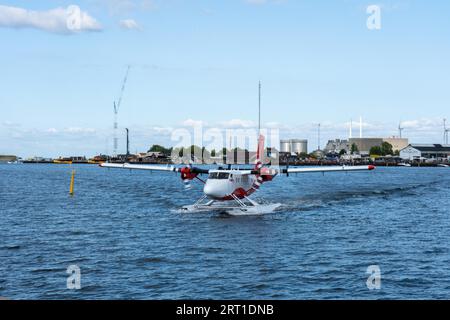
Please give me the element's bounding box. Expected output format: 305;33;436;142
218;187;257;201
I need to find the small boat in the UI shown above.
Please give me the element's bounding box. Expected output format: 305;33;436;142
88;155;108;164
397;163;411;167
88;159;105;164
53;158;73;164
437;164;449;168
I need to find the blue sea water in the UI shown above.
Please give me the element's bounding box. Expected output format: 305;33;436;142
0;164;449;300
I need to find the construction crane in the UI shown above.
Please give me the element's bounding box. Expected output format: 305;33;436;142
113;65;131;156
444;118;449;145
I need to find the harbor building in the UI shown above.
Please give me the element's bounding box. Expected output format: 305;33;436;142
349;137;409;154
382;137;409;152
400;144;450;160
349;138;383;155
280;139;308;154
0;155;17;163
324;139;350;154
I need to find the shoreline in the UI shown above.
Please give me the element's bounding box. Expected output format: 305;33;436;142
14;161;449;167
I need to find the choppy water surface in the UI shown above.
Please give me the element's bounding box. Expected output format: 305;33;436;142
1;164;449;299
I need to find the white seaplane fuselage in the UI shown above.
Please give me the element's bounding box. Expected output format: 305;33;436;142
203;170;260;201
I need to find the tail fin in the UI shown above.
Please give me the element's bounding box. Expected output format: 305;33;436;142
255;134;265;170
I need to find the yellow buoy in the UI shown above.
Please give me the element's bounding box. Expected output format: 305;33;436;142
69;170;75;196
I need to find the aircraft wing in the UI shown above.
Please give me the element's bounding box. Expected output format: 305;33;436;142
282;165;375;174
100;163;178;172
100;163;210;174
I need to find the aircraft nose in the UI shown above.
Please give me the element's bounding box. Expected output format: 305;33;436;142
203;182;223;199
203;183;215;197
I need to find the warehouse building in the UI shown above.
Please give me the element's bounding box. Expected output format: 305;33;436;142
349;137;409;154
349;138;383;155
382;137;409;152
400;144;450;160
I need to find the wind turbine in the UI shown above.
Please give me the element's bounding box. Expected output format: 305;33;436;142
398;122;404;138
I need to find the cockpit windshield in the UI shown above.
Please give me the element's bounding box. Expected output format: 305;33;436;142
208;172;230;180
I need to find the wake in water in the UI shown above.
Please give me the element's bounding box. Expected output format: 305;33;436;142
279;179;447;212
166;177;447;216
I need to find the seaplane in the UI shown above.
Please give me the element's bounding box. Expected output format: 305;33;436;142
101;83;375;215
100;134;375;215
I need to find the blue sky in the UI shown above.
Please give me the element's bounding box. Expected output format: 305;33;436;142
1;0;450;157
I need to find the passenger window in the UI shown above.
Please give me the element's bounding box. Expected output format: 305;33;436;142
218;173;229;179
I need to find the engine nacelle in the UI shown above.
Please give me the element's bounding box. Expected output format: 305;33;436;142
259;167;277;181
180;167;198;180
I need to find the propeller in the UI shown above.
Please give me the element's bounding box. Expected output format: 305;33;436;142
181;165;194;190
179;166;209;190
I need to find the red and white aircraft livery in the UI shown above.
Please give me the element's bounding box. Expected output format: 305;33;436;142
101;135;375;215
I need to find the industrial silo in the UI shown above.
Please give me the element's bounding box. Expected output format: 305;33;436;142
280;140;291;153
290;139;308;154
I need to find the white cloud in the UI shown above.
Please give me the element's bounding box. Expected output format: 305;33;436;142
152;126;174;134
1;118;448;158
400;118;446;132
46;128;58;134
219;119;255;129
0;5;102;34
2;121;21;128
119;19;140;30
182;119;206;127
63;127;97;134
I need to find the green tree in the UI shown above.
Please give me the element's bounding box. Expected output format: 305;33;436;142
381;142;394;156
148;144;170;155
370;146;382;156
339;149;346;156
299;152;308;159
210;149;216;157
351;143;359;154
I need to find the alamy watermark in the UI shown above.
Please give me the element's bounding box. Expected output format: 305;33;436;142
67;265;81;290
366;265;381;290
66;5;82;31
169;125;280;166
367;5;382;30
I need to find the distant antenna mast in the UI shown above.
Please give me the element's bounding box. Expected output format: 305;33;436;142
113;65;131;156
398;122;404;138
444;118;449;144
258;81;261;135
318;123;321;150
125;128;130;157
359;116;363;138
349;118;353;139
